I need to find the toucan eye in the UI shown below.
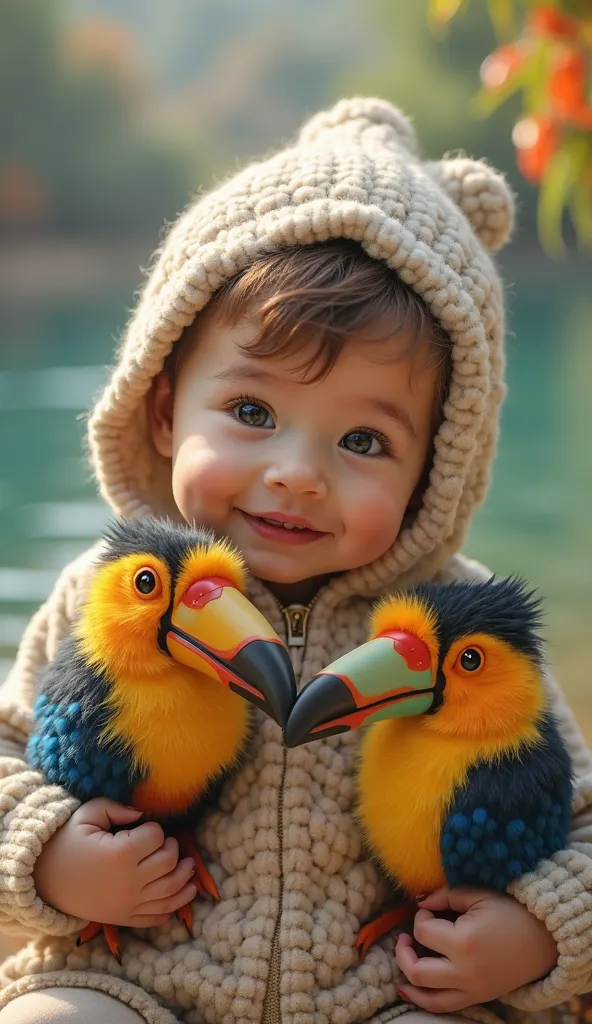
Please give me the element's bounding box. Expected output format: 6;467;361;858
458;647;484;673
133;567;162;599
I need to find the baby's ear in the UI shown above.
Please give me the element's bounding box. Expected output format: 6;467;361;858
425;156;515;253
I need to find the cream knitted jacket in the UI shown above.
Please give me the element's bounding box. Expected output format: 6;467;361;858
0;98;591;1024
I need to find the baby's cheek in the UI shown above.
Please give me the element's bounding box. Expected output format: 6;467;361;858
344;484;407;564
172;438;238;526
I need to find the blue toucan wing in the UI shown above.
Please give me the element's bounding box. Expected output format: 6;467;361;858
441;713;573;891
27;634;144;804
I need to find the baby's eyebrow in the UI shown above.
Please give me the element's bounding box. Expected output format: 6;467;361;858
360;397;416;441
212;363;279;385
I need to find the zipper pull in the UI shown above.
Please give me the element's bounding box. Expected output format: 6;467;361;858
281;604;311;647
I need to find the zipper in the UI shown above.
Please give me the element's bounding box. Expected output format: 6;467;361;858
261;596;318;1024
261;743;287;1024
278;592;321;651
280;604;310;648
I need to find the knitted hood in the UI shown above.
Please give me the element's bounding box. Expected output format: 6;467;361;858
88;97;514;599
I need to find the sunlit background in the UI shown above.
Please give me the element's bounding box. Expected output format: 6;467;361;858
0;0;591;740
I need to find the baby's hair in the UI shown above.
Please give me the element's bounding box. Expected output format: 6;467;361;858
166;239;451;408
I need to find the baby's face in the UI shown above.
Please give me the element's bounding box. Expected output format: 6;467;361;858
149;309;440;586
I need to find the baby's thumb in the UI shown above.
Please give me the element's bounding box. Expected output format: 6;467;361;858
75;797;143;831
417;886;485;914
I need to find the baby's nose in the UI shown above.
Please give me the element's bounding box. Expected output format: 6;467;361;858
263;459;328;499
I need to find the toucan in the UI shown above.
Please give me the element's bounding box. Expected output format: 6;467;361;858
28;517;296;960
284;577;572;957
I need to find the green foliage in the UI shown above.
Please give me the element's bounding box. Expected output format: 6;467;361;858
539;133;592;253
427;0;592;254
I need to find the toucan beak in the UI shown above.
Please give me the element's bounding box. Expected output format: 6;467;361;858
284;630;435;747
166;578;296;728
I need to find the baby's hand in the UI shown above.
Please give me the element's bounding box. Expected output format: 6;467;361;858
33;798;197;928
395;886;558;1012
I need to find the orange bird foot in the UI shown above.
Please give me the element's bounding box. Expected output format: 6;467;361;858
355;902;417;961
174;827;220;903
76;922;121;964
175;902;193;936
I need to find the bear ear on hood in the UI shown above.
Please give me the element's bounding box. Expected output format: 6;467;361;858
299;96;420;156
425;156;515;253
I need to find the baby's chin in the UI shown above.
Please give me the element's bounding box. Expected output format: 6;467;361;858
243;548;367;586
244;557;317;586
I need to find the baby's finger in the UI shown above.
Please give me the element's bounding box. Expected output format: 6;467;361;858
412;908;456;956
141;857;195;901
395;934;458;989
414;888;452;912
114;820;165;862
396;983;471;1014
136;880;197;917
417;886;484;915
74;798;143;833
138;837;180;883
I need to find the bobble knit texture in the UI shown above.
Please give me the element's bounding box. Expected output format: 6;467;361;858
1;98;591;1024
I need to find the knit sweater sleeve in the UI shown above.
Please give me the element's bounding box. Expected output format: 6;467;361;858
0;545;101;937
501;670;592;1010
441;554;592;1010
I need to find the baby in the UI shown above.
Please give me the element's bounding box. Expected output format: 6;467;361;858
1;98;591;1024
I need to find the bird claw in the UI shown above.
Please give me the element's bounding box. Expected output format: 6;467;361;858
76;922;121;964
193;858;220;902
173;831;219;939
76;921;102;947
176;903;193;936
354;928;376;962
175;827;220;902
355;903;416;960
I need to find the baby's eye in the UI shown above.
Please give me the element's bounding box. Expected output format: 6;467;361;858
339;429;390;457
232;401;274;429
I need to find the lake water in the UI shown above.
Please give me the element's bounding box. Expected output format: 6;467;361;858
1;255;591;739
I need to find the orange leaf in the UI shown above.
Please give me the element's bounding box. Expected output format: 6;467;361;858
548;46;588;119
527;6;579;40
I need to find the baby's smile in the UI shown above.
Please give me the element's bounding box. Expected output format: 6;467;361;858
237;509;328;545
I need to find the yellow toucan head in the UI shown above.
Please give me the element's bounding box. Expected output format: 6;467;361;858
76;517;296;728
284;577;545;746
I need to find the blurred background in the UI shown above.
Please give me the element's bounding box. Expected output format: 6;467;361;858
0;0;590;739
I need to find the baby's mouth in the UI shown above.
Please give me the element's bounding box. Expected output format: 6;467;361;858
238;510;327;542
258;516;308;532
